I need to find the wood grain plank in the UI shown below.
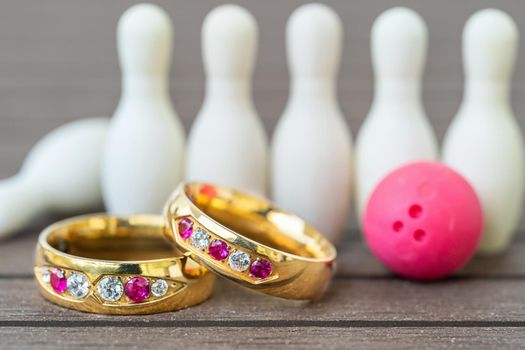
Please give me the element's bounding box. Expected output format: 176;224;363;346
1;0;525;137
337;240;525;278
2;230;525;278
1;326;525;350
2;0;525;232
1;278;525;323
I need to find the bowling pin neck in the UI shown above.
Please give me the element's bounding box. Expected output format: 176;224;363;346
121;75;169;98
374;79;421;103
463;80;511;105
205;78;252;102
288;78;337;105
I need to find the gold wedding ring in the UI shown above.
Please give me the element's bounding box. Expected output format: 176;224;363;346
34;214;215;314
165;183;337;301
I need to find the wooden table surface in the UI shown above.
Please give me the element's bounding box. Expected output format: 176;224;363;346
0;223;524;349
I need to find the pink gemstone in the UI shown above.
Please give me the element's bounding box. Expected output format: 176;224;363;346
249;259;272;279
124;276;150;303
208;240;229;260
178;217;193;239
50;268;67;293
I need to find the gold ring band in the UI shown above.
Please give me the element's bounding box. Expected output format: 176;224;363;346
165;183;337;301
34;214;215;314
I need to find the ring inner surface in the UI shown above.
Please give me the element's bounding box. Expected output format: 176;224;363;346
185;184;334;260
46;216;177;261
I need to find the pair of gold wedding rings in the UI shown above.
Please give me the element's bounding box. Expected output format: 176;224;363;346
34;183;337;314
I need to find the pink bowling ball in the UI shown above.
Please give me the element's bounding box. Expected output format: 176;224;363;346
363;161;483;280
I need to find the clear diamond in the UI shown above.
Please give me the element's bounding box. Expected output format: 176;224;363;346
191;228;210;250
67;273;90;298
97;276;123;302
41;268;51;283
228;250;251;272
151;279;169;297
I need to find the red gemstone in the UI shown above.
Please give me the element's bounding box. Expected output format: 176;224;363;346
50;268;67;293
124;276;150;303
200;184;218;198
178;217;193;239
208;240;229;260
249;259;272;279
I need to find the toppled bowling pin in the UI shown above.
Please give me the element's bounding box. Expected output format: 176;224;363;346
186;4;268;196
354;7;438;222
271;3;352;243
102;3;185;214
442;9;524;255
0;117;108;238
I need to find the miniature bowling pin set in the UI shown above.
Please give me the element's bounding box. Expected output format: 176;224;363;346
1;3;524;282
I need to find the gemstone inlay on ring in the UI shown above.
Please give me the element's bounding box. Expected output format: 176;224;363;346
41;268;51;283
178;217;194;239
125;276;150;303
151;279;169;297
176;217;274;279
249;259;273;279
97;276;124;302
191;228;210;250
67;272;90;298
50;268;67;294
38;265;181;304
228;250;251;272
208;239;229;260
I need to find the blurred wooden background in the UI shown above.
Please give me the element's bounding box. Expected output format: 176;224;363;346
1;0;525;232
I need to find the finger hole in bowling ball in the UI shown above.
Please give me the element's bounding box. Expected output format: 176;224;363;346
413;229;426;242
408;204;423;219
392;221;403;232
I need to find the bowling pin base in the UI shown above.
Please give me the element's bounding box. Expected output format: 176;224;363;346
476;234;514;256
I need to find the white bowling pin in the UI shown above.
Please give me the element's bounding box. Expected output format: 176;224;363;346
355;7;438;221
102;3;185;214
271;3;352;243
186;4;268;196
442;9;524;255
0;117;108;238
